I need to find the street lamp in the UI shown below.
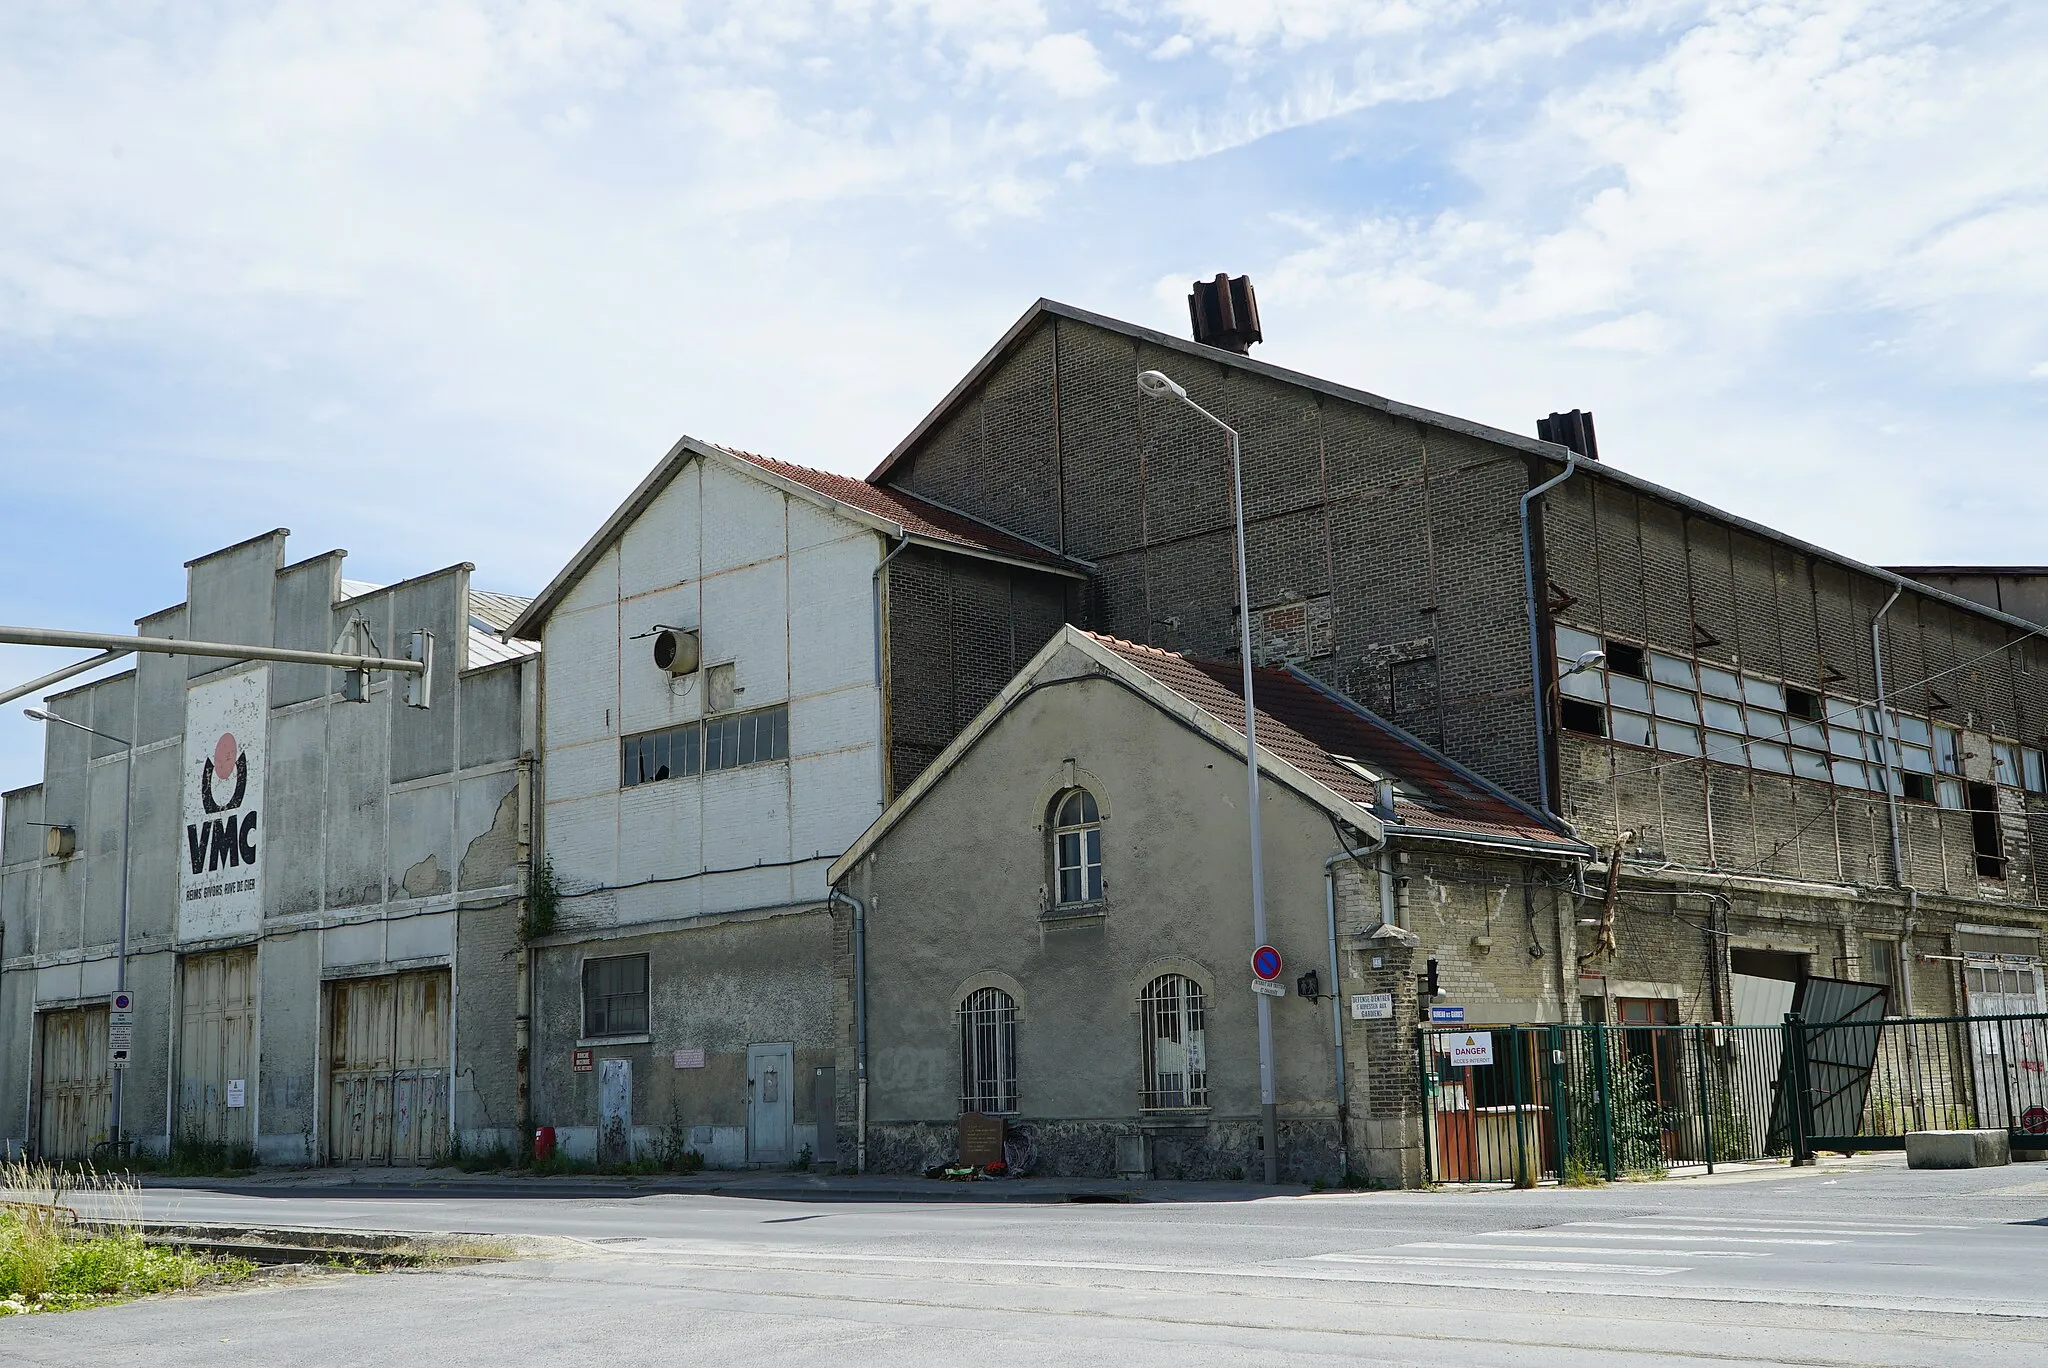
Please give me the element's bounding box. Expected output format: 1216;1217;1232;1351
1136;368;1280;1184
25;707;134;1152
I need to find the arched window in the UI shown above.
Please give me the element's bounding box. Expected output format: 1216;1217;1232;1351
1051;789;1103;906
1139;974;1208;1110
958;986;1019;1115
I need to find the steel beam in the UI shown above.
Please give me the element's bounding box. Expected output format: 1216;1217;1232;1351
0;625;424;674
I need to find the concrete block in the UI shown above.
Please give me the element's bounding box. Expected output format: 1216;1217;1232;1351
1906;1129;2010;1169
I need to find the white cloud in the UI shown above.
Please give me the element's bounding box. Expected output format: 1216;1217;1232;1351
969;31;1115;97
1149;33;1194;60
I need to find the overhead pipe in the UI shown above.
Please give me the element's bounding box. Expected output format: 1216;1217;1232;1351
1520;452;1581;817
0;625;423;675
0;649;129;707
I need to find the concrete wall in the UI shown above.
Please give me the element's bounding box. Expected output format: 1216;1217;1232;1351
840;645;1384;1183
0;532;533;1163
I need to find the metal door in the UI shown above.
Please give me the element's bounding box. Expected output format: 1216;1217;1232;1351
597;1058;632;1166
178;948;257;1149
37;1006;110;1160
327;970;449;1165
747;1042;793;1165
1965;961;2048;1129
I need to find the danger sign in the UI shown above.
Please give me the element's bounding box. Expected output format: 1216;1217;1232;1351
1448;1032;1494;1067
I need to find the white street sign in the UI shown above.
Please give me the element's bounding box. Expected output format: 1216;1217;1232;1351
1351;993;1394;1021
1448;1032;1495;1067
1251;980;1286;998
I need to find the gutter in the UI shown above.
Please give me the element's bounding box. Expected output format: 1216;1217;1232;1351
1520;452;1580;817
827;886;869;1174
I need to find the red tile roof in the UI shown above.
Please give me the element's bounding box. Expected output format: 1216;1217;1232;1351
1087;633;1580;850
721;449;1082;575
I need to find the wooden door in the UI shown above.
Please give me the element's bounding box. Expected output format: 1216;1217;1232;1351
177;949;257;1150
38;1007;110;1160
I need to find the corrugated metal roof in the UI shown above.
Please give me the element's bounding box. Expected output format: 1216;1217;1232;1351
1086;633;1580;850
720;448;1084;574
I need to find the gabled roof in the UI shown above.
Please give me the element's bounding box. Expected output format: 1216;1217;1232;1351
870;299;2048;646
507;436;1086;640
828;627;1586;883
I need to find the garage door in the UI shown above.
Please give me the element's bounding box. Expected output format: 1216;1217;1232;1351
177;948;258;1150
327;970;449;1165
38;1006;110;1160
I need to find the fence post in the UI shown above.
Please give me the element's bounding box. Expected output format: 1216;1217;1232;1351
1510;1028;1531;1188
1416;1028;1435;1185
1591;1022;1617;1181
1999;1017;2019;1133
1548;1024;1567;1182
1785;1011;1814;1165
1692;1025;1715;1175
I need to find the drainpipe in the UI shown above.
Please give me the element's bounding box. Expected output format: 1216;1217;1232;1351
1521;452;1580;817
1376;780;1400;930
514;752;535;1159
1325;822;1389;1181
827;885;868;1174
1871;585;1908;891
872;532;913;805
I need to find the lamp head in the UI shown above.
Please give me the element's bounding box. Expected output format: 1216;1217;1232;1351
23;708;52;723
1136;370;1187;401
1568;649;1606;676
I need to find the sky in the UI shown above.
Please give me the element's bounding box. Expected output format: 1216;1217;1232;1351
3;0;2045;792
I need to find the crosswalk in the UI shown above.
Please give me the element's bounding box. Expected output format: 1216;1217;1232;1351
1303;1213;1973;1285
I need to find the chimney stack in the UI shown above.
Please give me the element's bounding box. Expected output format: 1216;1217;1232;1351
1188;274;1262;355
1537;410;1600;462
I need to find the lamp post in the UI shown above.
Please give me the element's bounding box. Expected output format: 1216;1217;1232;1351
1546;649;1607;710
1136;368;1279;1184
25;707;133;1151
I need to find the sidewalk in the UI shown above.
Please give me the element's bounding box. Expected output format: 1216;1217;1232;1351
135;1165;1316;1204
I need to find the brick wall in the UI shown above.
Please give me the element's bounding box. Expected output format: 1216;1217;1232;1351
882;545;1073;796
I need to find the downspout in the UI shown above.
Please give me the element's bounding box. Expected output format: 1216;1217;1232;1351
827;885;868;1174
1323;823;1389;1182
514;751;534;1159
1377;779;1400;930
1521;452;1581;817
872;532;913;806
1869;585;1920;1115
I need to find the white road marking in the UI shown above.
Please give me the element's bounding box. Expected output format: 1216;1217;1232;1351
1401;1241;1762;1259
1493;1230;1839;1245
1307;1253;1683;1275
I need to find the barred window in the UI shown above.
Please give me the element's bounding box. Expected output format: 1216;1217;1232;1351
582;954;648;1037
1051;789;1102;906
1139;974;1208;1110
957;986;1018;1115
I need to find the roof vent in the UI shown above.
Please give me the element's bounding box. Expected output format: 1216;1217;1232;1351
1537;410;1600;461
1188;274;1262;355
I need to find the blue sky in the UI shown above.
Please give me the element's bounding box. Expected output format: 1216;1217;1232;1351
4;0;2045;791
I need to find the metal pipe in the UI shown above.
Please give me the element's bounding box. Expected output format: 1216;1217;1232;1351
828;885;869;1173
1520;452;1581;816
0;625;423;674
0;649;129;708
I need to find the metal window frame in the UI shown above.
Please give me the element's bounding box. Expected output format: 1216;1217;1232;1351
1050;789;1103;907
957;986;1019;1115
1139;973;1209;1112
580;952;650;1038
619;705;788;788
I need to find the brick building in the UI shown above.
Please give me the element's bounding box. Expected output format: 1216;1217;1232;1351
854;295;2048;1034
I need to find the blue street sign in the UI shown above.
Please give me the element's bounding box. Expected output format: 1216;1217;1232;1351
1251;945;1283;981
1430;1005;1465;1023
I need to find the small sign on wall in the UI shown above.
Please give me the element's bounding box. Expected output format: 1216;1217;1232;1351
1351;993;1394;1021
1448;1032;1494;1068
226;1079;246;1109
958;1113;1005;1167
572;1048;594;1073
673;1048;705;1069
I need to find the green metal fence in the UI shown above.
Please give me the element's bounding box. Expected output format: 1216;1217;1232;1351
1419;1012;2048;1185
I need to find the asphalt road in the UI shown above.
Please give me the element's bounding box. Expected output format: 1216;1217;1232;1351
9;1157;2048;1365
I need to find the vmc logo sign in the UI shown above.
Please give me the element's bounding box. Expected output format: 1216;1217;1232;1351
179;667;268;941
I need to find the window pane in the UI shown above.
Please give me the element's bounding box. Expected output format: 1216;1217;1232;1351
1655;720;1702;756
1560;669;1604;702
1792;748;1831;782
1741;677;1785;710
679;726;701;776
1896;715;1930;747
1751;742;1791;773
650;730;671;781
1085;828;1103;900
1833;758;1870;789
1901;744;1933;776
1938;778;1964;809
1610;710;1652;747
1608;674;1650;713
741;713;760;766
1704;731;1747;764
1700;666;1742;700
771;707;789;760
1829;726;1863;758
1788;719;1825;750
1934;725;1960;774
2027;748;2047;794
1556;625;1603;662
621;737;640;787
1648;652;1697;688
1702;697;1744;732
1652;686;1699;723
1824;697;1864;728
1995;743;2020;786
1746;709;1787;741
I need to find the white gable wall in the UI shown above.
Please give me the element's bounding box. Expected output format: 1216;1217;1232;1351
541;457;882;928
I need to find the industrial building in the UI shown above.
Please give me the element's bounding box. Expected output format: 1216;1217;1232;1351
0;530;537;1163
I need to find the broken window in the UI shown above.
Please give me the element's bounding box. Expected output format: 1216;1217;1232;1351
1560;698;1606;736
1785;687;1822;721
1901;772;1935;804
1968;782;2005;878
1605;641;1646;678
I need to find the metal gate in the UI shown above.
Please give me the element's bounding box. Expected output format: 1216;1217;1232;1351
178;948;258;1152
37;1006;110;1160
326;970;449;1165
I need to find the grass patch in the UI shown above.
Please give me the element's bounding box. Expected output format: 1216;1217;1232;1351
120;1136;258;1178
0;1161;252;1315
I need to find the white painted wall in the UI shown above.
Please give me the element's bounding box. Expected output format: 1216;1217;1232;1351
541;456;883;925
